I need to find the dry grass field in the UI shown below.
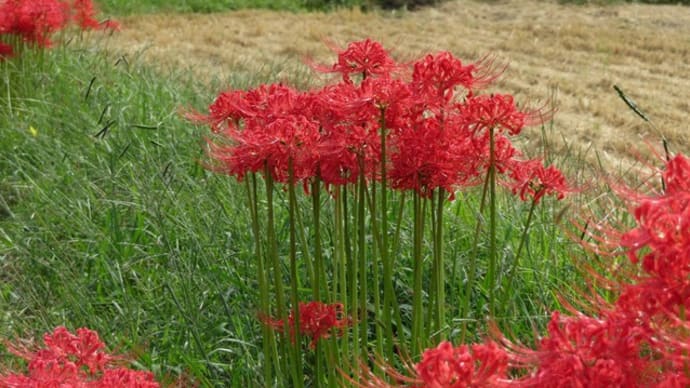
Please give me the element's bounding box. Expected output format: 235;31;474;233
105;0;690;170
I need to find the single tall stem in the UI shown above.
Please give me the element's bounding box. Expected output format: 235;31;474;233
378;107;396;362
246;175;275;385
357;156;368;362
264;165;289;378
411;193;425;356
501;197;538;310
287;160;304;388
487;127;498;315
433;188;446;341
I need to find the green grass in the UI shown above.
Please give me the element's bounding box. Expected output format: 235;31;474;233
97;0;365;15
0;38;595;385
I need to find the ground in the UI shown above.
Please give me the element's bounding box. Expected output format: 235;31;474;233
104;0;690;171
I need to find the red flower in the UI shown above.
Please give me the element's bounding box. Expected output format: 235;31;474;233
0;0;118;49
0;326;159;387
0;0;70;47
507;159;569;204
620;155;690;280
262;301;351;349
459;94;530;136
411;52;478;104
0;42;13;59
70;0;118;31
507;311;654;388
312;38;398;83
389;117;459;197
414;341;509;388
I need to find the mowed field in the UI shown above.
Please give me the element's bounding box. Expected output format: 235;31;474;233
106;0;690;170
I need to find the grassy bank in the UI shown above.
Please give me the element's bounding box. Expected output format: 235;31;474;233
0;35;589;385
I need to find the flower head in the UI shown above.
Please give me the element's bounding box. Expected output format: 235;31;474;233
262;301;351;349
313;38;398;83
0;326;159;387
507;159;570;204
414;341;509;388
411;52;477;104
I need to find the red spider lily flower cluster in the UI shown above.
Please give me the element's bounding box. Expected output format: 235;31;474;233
356;340;509;388
0;326;159;387
356;153;690;387
262;301;351;349
0;0;118;59
412;341;509;387
195;39;568;202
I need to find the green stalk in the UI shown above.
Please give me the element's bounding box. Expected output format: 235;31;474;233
357;156;368;363
293;195;314;295
460;137;493;342
378;107;396;362
411;192;425;356
369;180;385;369
246;175;275;385
310;178;325;385
334;186;349;372
312;178;325;301
287;160;304;388
350;181;360;373
501;196;538;310
487;127;498;316
433;189;445;341
364;179;405;364
264;165;290;378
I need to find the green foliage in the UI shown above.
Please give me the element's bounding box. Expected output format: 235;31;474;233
373;0;445;9
98;0;356;14
558;0;689;4
97;0;453;15
0;44;291;384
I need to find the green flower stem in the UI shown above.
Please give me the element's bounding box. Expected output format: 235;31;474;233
460;143;492;342
368;182;385;370
311;178;325;301
264;165;289;378
350;182;360;374
357;156;368;363
433;189;445;341
411;192;425;356
246;175;275;385
487;126;498;315
364;184;405;366
378;107;396;363
333;186;349;367
287;161;304;388
501;196;538;310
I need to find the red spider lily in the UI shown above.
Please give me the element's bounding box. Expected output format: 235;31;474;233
70;0;119;31
501;311;655;388
353;340;509;387
459;94;548;136
410;52;479;105
311;38;398;83
506;159;570;204
0;0;118;53
0;326;159;387
0;0;70;47
414;341;509;388
262;301;351;349
620;155;690;280
210;114;321;183
466;132;521;177
389;117;461;197
0;42;13;59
